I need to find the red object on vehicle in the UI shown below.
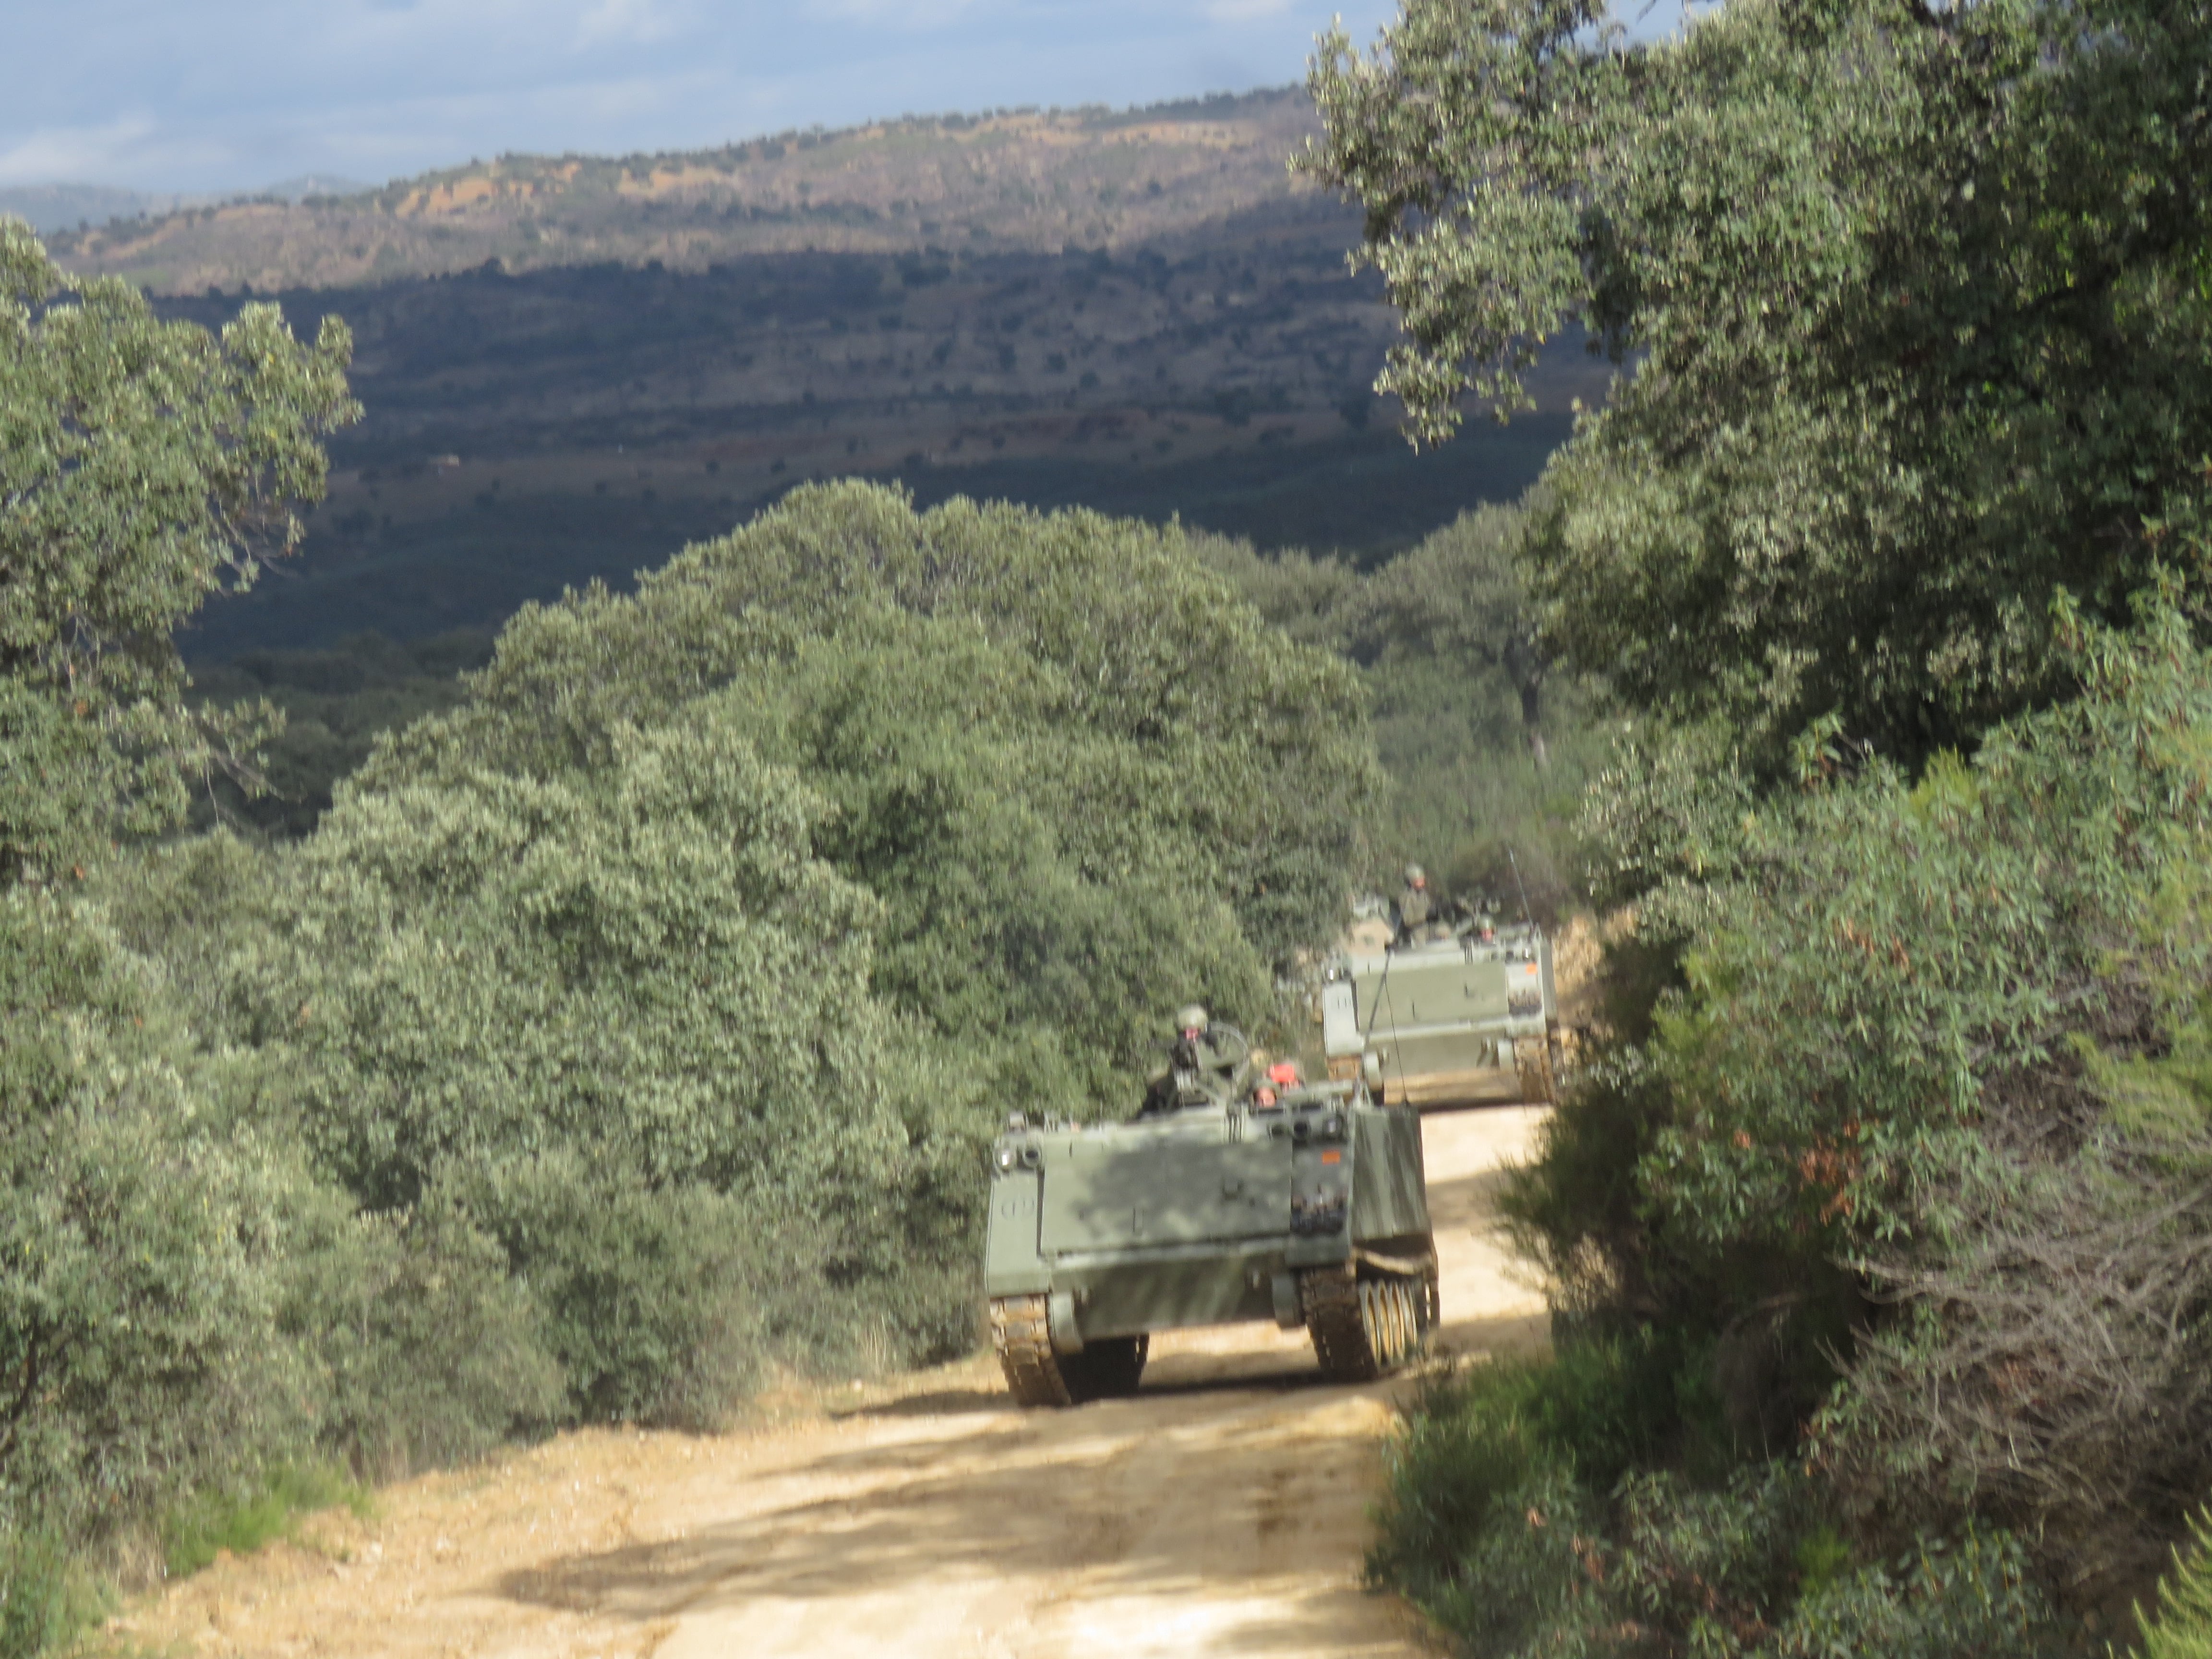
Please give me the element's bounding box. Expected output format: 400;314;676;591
1268;1062;1299;1087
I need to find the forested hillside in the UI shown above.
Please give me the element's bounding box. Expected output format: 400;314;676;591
23;0;2212;1651
44;90;1325;295
157;204;1599;660
1306;0;2212;1652
0;216;1423;1653
30;85;1603;668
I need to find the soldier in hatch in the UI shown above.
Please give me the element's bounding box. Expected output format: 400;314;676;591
1138;1004;1253;1117
1394;864;1433;945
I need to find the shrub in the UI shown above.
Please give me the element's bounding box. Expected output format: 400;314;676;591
2126;1508;2212;1659
371;481;1379;1110
1418;1467;1610;1659
1499;601;2212;1597
0;1528;99;1659
244;720;913;1215
1369;1338;1702;1622
160;1461;368;1578
1767;1526;2069;1659
284;1190;564;1479
1371;1346;2073;1659
0;892;324;1543
463;1157;768;1429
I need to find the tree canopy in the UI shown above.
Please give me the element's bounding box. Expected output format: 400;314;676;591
1310;0;2212;1638
371;481;1382;1108
1305;0;2212;763
0;221;357;878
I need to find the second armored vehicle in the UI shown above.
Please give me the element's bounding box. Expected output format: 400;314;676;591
985;1061;1437;1406
1321;918;1561;1109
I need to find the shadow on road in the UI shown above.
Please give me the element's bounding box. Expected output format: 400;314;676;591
491;1380;1386;1632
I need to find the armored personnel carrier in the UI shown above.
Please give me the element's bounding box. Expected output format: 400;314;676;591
985;1068;1437;1406
1321;918;1560;1109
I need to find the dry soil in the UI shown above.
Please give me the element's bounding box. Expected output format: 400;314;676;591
115;1106;1548;1659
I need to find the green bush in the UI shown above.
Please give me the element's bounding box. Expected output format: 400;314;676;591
0;891;326;1542
1768;1527;2069;1659
285;1190;564;1479
2126;1509;2212;1659
1492;600;2212;1593
141;715;965;1429
1372;1346;2073;1658
160;1462;369;1578
239;716;915;1213
1418;1467;1610;1659
463;1157;768;1429
1369;1338;1698;1621
0;1528;100;1659
378;481;1378;1114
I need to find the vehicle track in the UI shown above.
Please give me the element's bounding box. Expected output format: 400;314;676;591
117;1107;1546;1659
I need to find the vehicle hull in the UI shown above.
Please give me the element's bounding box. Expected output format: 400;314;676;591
984;1093;1436;1401
1321;924;1562;1109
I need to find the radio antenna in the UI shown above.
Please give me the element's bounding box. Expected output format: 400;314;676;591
1358;918;1404;1107
1507;847;1535;931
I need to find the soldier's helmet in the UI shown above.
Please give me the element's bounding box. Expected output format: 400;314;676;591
1175;1003;1209;1036
1405;863;1426;888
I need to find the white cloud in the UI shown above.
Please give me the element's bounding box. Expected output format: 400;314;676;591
0;0;1413;193
801;0;987;26
0;116;160;188
575;0;688;47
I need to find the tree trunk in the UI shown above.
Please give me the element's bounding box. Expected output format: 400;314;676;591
1519;673;1548;771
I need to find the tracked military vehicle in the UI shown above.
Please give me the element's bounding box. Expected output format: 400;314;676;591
1321;918;1560;1109
984;1060;1438;1406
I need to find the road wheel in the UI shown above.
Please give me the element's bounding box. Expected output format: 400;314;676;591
1385;1280;1414;1364
1305;1266;1438;1380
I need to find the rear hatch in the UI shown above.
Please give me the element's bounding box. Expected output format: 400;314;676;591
1039;1125;1292;1254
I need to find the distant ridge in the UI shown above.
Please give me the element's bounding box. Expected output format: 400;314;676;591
43;88;1322;296
258;174;376;203
0;182;191;236
2;174;374;238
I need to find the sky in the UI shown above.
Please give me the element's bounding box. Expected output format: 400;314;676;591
0;0;1695;196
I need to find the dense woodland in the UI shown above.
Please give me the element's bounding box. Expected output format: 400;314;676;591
0;204;1572;1655
1305;0;2212;1652
154;204;1592;660
9;0;2212;1654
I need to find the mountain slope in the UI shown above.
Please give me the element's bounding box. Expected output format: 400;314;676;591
163;203;1607;660
49;90;1322;296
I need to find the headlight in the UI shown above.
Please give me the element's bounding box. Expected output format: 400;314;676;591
995;1147;1018;1172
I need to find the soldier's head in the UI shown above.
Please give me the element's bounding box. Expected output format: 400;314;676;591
1175;1003;1209;1042
1405;863;1426;890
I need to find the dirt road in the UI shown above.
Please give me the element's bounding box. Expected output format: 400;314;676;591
120;1106;1548;1659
